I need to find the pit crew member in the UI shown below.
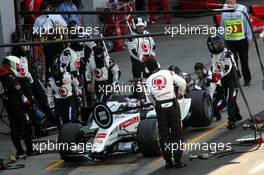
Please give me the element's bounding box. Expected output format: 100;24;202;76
207;34;242;129
194;62;225;121
85;46;120;103
145;58;186;169
47;63;82;126
0;56;35;158
126;17;156;78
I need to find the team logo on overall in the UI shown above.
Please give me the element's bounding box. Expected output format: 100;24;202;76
58;87;68;97
152;75;167;89
19;67;26;76
75;59;80;69
94;69;103;78
141;41;150;53
18;65;26;76
19;58;28;77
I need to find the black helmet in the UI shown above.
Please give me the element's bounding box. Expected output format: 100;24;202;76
50;63;64;86
145;58;159;74
93;46;104;56
207;34;225;55
50;63;62;78
168;65;182;75
92;46;105;68
68;30;85;51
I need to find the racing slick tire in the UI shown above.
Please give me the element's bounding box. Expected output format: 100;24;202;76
137;118;161;157
187;90;213;127
58;123;83;162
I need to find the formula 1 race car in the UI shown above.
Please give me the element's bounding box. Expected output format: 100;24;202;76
58;78;213;162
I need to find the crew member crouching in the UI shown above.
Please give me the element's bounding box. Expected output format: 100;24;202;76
194;62;225;121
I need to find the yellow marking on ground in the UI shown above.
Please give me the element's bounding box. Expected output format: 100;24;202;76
153;157;163;165
46;122;227;170
47;159;61;163
46;160;64;170
152;121;227;165
80;163;138;168
187;122;227;144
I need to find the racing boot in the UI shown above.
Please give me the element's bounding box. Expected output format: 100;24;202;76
227;121;236;130
16;151;27;160
174;161;186;169
13;141;26;160
25;141;42;156
26;150;42;156
174;154;186;169
214;111;222;121
235;113;243;121
165;159;173;169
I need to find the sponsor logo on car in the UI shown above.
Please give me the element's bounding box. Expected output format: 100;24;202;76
119;115;140;129
96;133;107;139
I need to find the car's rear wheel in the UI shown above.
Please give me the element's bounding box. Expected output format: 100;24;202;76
58;123;83;161
137;119;161;157
187;90;213;127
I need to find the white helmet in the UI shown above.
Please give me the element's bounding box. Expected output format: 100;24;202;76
132;17;147;30
4;55;20;75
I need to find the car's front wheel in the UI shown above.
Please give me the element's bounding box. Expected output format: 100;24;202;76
187;90;213;127
137;118;161;157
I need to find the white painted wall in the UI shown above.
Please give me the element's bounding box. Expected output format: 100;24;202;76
0;0;16;55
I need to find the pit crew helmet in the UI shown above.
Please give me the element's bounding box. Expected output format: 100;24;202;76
132;17;147;30
3;55;20;76
207;34;225;55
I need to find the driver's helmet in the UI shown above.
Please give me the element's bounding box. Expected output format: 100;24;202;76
127;98;141;113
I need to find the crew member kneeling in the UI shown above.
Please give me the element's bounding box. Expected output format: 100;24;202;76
145;59;186;169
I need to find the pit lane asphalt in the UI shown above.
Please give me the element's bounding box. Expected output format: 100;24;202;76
1;2;264;174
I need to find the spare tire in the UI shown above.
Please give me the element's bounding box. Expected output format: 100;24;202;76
187;90;213;127
137;119;161;157
58;123;83;161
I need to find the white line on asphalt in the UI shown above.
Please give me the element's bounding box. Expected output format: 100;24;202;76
249;162;264;174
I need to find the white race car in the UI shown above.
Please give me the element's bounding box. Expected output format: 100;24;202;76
58;79;213;162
